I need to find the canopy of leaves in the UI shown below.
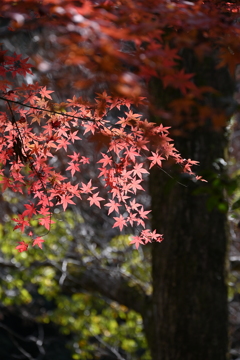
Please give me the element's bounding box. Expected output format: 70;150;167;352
0;0;220;250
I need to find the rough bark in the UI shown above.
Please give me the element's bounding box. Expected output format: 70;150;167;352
149;128;229;360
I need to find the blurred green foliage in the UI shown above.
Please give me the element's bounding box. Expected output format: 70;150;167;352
192;158;240;213
0;210;151;359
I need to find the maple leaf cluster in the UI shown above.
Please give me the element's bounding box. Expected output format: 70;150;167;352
4;0;237;251
0;47;201;251
1;0;239;100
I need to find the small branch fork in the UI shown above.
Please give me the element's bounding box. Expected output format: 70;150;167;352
2;98;53;237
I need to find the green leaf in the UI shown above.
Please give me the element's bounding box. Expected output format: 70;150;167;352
232;198;240;210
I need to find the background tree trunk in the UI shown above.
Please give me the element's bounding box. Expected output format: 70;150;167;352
149;128;229;360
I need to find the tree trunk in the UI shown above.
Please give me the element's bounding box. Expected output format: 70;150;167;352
148;128;229;360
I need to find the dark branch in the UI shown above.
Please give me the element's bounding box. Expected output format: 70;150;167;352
0;95;96;123
0;257;150;315
61;261;150;316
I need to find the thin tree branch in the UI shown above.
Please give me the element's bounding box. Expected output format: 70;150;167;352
60;260;149;315
0;95;96;123
0;323;36;360
0;256;150;315
93;334;126;360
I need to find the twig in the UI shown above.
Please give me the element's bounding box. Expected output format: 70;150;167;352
93;334;127;360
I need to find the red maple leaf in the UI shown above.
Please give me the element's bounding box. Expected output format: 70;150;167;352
132;163;149;179
15;241;28;252
80;180;97;194
162;69;197;95
68;130;81;143
88;192;105;208
22;203;37;219
138;207;151;219
124;147;140;162
105;199;121;215
56;137;70;151
38;216;55;230
97;153;113;167
33;237;45;249
68;184;82;199
40;86;54;99
12;215;30;232
83;122;97;135
66;162;80;176
60;194;76;211
129;199;141;211
130;177;144;194
113;215;127;231
68;151;79;162
80;156;90;164
127;212;138;226
148;152;165;169
129;236;144;250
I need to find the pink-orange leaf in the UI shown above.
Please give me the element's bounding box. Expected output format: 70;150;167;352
15;241;28;253
113;215;127;231
88;192;105;208
33;237;45;249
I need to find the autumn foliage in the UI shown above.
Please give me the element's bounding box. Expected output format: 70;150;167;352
0;0;239;251
0;52;199;251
